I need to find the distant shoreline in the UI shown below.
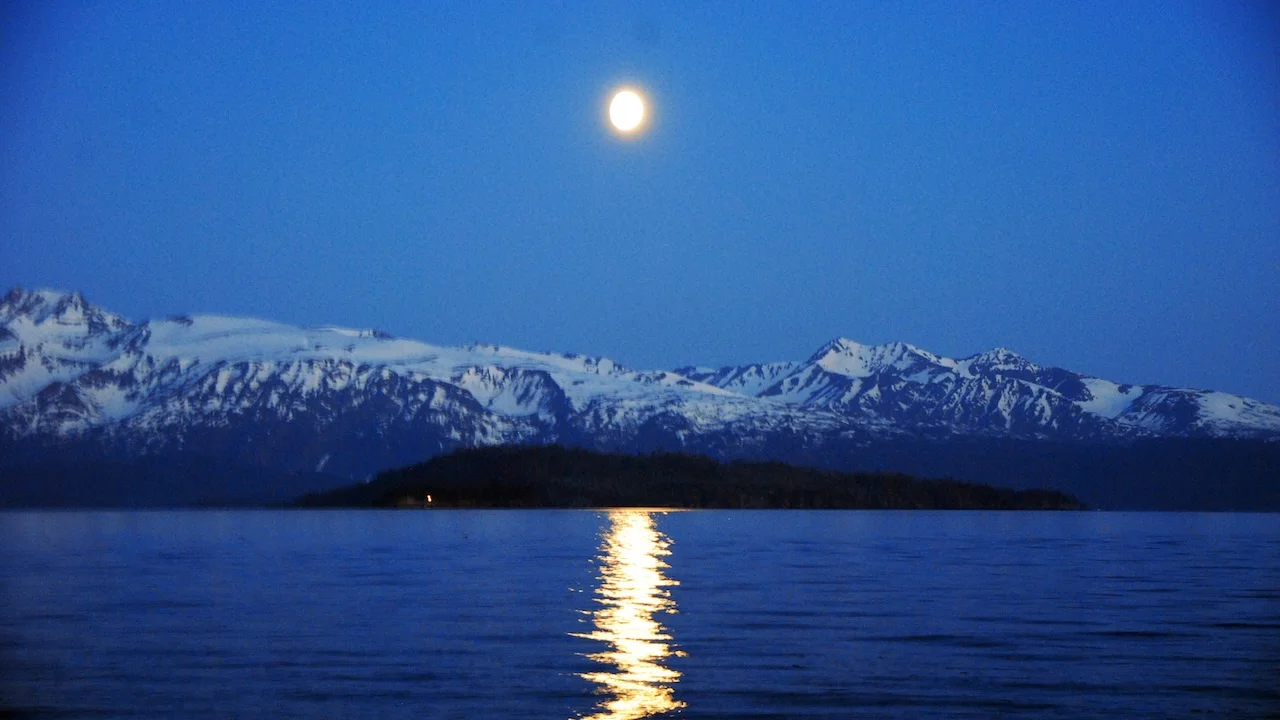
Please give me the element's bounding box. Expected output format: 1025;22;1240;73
294;445;1085;511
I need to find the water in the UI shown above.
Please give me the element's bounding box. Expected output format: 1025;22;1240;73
1;510;1276;719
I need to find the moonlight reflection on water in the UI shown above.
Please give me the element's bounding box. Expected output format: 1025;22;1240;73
573;511;685;719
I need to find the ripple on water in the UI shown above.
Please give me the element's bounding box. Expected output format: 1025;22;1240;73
0;510;1276;720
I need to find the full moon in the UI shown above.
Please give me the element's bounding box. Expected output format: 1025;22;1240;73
608;89;646;133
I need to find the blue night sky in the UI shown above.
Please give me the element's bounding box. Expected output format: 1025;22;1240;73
2;1;1277;402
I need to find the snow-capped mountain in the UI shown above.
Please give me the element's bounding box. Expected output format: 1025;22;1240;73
679;338;1280;439
2;288;1278;501
0;288;853;479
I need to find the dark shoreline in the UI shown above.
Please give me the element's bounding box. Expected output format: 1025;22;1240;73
295;445;1086;511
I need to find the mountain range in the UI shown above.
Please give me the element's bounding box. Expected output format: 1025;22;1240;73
2;288;1277;509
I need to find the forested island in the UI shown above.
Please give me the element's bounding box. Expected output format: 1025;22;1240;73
294;445;1084;510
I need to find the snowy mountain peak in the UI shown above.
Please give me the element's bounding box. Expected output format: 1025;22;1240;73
967;347;1036;372
1;287;73;321
806;337;867;361
1;287;131;337
805;338;941;379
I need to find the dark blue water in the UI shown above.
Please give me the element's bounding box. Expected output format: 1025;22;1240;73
1;510;1276;719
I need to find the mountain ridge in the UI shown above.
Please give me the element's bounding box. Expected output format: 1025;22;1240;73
4;287;1278;445
2;287;1278;509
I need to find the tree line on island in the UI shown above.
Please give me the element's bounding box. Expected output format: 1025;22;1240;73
295;444;1084;510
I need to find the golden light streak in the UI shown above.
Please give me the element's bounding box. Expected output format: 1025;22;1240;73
573;510;685;719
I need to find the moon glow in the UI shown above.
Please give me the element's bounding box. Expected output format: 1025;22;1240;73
608;89;647;134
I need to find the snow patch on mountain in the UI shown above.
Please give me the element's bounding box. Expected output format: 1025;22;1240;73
1077;378;1141;419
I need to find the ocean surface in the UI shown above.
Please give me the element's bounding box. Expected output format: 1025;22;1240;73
0;510;1276;719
